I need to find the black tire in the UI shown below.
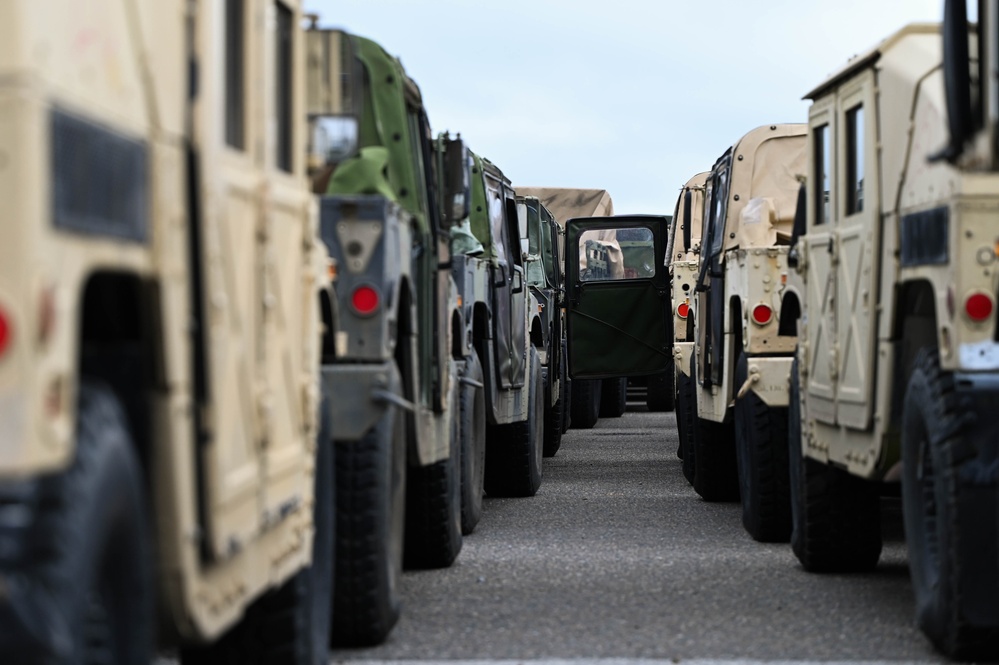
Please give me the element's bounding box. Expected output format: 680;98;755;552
330;367;406;647
788;356;882;573
404;376;463;570
734;353;791;543
676;368;697;485
458;352;486;535
485;347;544;497
569;378;601;429
600;377;628;418
542;358;565;458
184;391;336;665
0;381;154;665
560;340;571;434
645;369;675;412
690;350;739;502
902;348;999;659
692;414;740;502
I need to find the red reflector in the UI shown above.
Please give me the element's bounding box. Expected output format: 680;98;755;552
676;302;690;319
351;286;380;316
965;292;994;322
752;304;773;325
0;307;10;357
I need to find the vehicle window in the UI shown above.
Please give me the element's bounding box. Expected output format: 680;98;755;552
699;180;713;254
274;1;293;172
814;123;830;225
487;179;507;264
709;168;729;256
846;104;864;215
579;227;654;282
524;201;546;285
540;214;557;286
405;109;428;215
225;0;245;150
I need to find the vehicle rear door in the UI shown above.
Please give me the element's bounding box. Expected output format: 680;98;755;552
565;216;671;379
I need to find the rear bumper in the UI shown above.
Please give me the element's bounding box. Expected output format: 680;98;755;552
322;362;410;442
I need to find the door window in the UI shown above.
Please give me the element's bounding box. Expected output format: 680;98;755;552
813;123;831;225
845;104;864;215
225;0;246;150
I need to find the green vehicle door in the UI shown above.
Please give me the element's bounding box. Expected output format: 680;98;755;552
565;215;672;379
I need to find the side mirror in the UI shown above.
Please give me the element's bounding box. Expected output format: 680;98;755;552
512;267;524;294
443;135;471;225
309;116;358;169
305;27;361;173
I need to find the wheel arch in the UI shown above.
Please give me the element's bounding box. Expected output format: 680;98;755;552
779;289;802;338
451;307;465;360
319;283;339;364
529;314;545;352
728;294;744;401
889;278;939;424
77;270;157;531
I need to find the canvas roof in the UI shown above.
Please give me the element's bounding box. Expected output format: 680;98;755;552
516;188;614;227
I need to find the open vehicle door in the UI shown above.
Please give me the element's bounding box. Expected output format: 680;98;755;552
564;215;671;379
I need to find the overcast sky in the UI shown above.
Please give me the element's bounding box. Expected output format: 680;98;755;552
303;0;943;215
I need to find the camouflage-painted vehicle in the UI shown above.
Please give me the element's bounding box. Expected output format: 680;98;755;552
518;194;570;457
785;13;998;657
666;171;708;483
0;2;335;663
442;143;547;497
517;188;626;425
690;124;805;541
306;29;465;645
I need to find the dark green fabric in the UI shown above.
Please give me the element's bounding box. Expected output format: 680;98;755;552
326;146;396;199
568;282;671;377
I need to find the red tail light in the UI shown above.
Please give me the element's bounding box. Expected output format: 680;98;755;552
964;292;994;322
351;285;380;316
0;306;11;358
751;304;773;326
676;302;690;319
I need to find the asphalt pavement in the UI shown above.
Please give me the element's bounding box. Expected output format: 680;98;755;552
329;403;947;664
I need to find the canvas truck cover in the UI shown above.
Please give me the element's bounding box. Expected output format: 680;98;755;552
516;188;615;227
723;124;807;252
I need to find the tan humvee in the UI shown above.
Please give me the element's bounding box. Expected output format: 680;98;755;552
0;1;334;661
688;125;805;538
665;171;707;482
788;15;999;658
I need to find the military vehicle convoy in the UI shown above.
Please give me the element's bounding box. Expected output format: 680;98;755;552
784;11;999;657
306;28;471;645
689;124;806;544
442;145;547;499
0;1;336;663
666;172;708;483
